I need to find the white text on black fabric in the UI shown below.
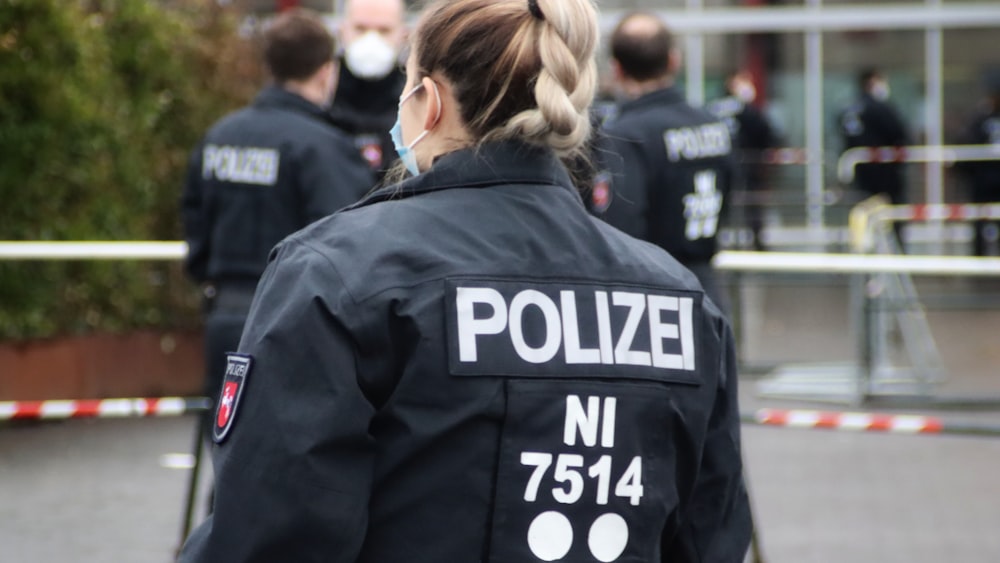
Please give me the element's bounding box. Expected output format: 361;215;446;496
202;145;280;186
663;122;731;162
455;288;696;371
519;395;642;561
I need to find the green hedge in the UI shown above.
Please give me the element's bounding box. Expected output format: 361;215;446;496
0;0;263;340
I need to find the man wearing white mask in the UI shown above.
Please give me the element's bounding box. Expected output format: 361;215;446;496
329;0;408;182
838;67;910;206
708;70;779;250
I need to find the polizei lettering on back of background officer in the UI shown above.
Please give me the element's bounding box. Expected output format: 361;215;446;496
202;144;280;186
664;122;731;162
445;280;701;385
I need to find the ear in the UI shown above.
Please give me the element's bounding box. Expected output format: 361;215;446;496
326;61;340;99
610;59;625;82
420;76;442;131
668;48;682;75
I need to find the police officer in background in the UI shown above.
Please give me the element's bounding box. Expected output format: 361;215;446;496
328;0;408;181
708;70;779;251
589;12;734;311
956;74;1000;256
838;68;911;205
180;9;374;429
179;0;750;560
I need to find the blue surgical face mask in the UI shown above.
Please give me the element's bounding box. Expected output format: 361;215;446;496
390;118;420;176
390;82;440;176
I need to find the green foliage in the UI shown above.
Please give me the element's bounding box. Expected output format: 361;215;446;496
0;0;263;340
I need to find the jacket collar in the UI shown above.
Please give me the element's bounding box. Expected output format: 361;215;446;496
618;86;686;115
329;64;406;130
348;141;579;209
253;85;328;121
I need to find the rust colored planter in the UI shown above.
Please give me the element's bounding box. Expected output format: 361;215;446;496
0;330;204;401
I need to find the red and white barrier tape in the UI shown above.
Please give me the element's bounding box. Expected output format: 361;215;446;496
744;408;1000;437
0;397;210;420
747;408;943;434
737;148;811;165
760;147;810;165
4;399;998;438
879;203;1000;223
838;143;1000;183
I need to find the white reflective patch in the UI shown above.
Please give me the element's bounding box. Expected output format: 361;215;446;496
561;291;601;364
648;295;682;369
664;122;731;162
456;287;508;362
594;291;615;365
611;292;651;367
509;290;562;364
527;511;573;561
563;395;617;448
588;513;630;563
564;395;601;447
452;284;698;375
683;170;723;241
202;145;280;186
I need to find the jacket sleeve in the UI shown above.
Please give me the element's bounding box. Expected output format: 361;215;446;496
180;142;210;283
882;103;910;147
296;134;376;224
179;239;376;563
663;317;752;562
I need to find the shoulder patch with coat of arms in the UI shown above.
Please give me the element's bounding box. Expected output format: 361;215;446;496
591;171;613;213
213;353;253;444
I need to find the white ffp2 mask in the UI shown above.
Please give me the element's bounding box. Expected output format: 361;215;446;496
344;31;398;80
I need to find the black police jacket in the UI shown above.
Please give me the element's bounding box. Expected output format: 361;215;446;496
707;95;778;190
179;141;751;563
957;107;1000;202
589;87;734;266
328;64;406;182
180;85;375;285
838;93;910;202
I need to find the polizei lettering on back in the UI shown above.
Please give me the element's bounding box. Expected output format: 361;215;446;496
202;144;280;186
663;122;731;162
446;280;701;384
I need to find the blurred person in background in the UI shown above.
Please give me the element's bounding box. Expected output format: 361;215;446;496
329;0;408;182
708;69;779;251
180;8;374;450
178;0;750;560
956;72;1000;256
588;12;735;312
838;67;911;206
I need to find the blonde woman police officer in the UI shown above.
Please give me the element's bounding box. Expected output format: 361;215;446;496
179;1;751;561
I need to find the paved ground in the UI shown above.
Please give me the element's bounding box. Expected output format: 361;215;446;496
2;276;999;562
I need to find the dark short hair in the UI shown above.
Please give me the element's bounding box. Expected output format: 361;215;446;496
263;9;335;83
610;12;672;82
858;68;881;92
